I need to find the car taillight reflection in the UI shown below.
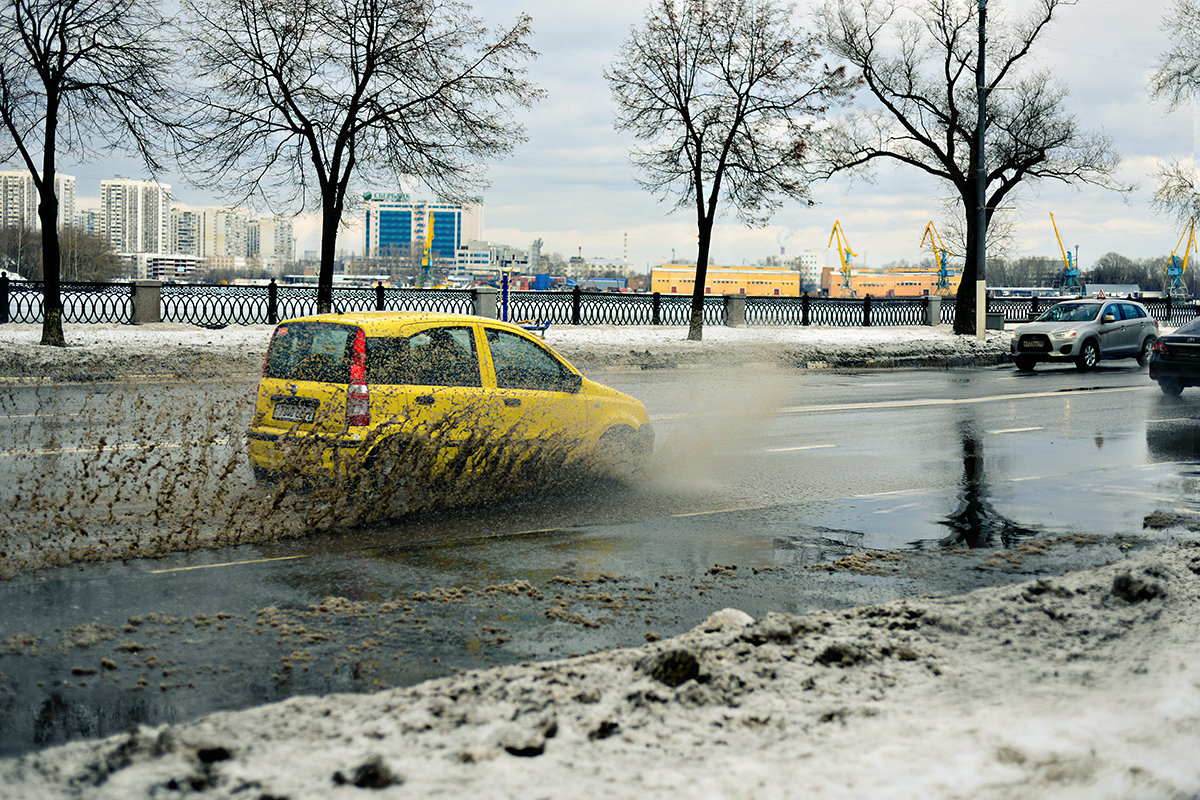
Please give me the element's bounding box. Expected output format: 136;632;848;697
347;327;369;427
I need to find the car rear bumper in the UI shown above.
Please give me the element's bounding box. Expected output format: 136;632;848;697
1149;358;1200;385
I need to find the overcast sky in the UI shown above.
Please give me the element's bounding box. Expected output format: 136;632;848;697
68;0;1195;274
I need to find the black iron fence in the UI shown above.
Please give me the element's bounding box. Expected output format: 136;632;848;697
3;274;1199;329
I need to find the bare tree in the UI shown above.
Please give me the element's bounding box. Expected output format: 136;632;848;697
0;0;173;345
817;0;1128;335
606;0;854;341
177;0;541;314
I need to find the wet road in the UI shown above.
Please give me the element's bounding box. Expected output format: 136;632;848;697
3;361;1200;755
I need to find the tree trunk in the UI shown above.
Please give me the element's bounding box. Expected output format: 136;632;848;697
316;197;340;315
687;219;714;341
953;191;983;336
38;125;64;347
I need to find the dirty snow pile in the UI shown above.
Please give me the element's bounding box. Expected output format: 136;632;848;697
2;544;1198;799
0;322;1011;379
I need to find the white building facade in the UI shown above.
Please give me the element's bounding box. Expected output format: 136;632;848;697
100;177;171;254
0;170;76;230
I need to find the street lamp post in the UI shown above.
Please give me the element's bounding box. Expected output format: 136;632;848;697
975;0;988;340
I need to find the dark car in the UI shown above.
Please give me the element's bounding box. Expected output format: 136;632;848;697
1010;299;1159;371
1149;316;1200;395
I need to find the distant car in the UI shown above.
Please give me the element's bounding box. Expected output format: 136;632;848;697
1010;299;1158;371
1148;316;1200;395
246;312;654;504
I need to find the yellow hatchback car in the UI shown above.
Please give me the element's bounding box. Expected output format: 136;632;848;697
246;312;653;506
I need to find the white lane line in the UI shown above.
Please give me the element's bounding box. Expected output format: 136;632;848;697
149;555;310;574
652;386;1149;421
776;386;1145;414
766;444;835;452
0;438;233;457
671;505;769;518
987;427;1044;434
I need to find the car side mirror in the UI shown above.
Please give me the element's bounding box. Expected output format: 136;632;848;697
1101;314;1116;324
563;372;583;393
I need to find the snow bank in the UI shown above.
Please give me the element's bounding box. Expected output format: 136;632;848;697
0;321;1013;379
3;544;1197;798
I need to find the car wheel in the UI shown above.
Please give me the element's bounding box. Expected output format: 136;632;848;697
596;425;653;478
1136;336;1156;367
1159;379;1184;397
1075;339;1099;371
1014;355;1037;372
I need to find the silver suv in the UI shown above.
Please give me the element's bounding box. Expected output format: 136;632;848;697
1010;299;1159;371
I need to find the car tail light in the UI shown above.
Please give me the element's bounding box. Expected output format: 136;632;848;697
1153;340;1170;355
347;327;369;427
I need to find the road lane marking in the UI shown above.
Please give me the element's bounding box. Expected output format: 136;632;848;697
0;438;234;457
671;505;769;518
766;444;835;452
149;555;310;574
987;427;1044;434
775;386;1145;414
651;386;1149;422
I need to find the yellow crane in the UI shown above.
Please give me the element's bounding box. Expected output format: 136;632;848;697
1165;218;1196;300
829;221;856;291
1050;212;1082;293
920;221;956;295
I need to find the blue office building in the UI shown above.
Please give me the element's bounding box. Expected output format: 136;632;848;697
363;193;482;261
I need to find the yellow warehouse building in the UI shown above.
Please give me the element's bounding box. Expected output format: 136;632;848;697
650;264;802;297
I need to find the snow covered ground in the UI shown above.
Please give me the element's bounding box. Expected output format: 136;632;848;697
1;321;1198;799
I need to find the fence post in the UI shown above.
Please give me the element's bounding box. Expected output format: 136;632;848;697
268;279;278;325
652;291;661;325
130;280;162;325
374;281;385;311
802;292;810;326
0;272;8;324
571;286;582;325
1031;294;1040;319
471;286;498;319
923;294;941;326
723;293;746;327
1166;295;1173;325
863;294;872;327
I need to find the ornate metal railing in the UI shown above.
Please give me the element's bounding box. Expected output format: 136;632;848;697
1;279;133;324
5;274;1199;330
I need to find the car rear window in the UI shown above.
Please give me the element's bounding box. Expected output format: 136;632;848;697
1176;318;1200;336
367;326;481;387
264;322;355;383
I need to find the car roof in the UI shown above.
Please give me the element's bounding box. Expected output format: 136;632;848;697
277;311;526;336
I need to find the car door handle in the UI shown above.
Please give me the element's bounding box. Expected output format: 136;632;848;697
504;398;521;407
415;395;435;405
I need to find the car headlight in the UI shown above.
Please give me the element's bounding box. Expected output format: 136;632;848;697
1053;329;1079;339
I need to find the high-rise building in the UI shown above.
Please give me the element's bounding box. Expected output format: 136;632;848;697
363;193;482;261
248;216;295;276
170;208;201;256
100;177;171;253
76;208;100;235
197;207;249;259
0;170;76;231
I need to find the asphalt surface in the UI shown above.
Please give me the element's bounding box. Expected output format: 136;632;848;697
2;361;1200;755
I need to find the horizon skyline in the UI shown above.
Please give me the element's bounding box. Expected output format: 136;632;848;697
10;0;1198;274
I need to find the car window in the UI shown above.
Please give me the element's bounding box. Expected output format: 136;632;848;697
1176;318;1200;335
1038;303;1101;322
1120;303;1146;320
486;328;573;391
367;326;481;387
265;321;354;383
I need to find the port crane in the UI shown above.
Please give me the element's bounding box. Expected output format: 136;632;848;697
920;221;956;294
1050;212;1083;294
1164;218;1196;300
828;221;856;291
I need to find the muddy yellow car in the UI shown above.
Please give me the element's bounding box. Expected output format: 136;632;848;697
246;312;653;505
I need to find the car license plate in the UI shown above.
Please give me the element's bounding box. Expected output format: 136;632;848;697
1022;341;1045;349
274;402;316;423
